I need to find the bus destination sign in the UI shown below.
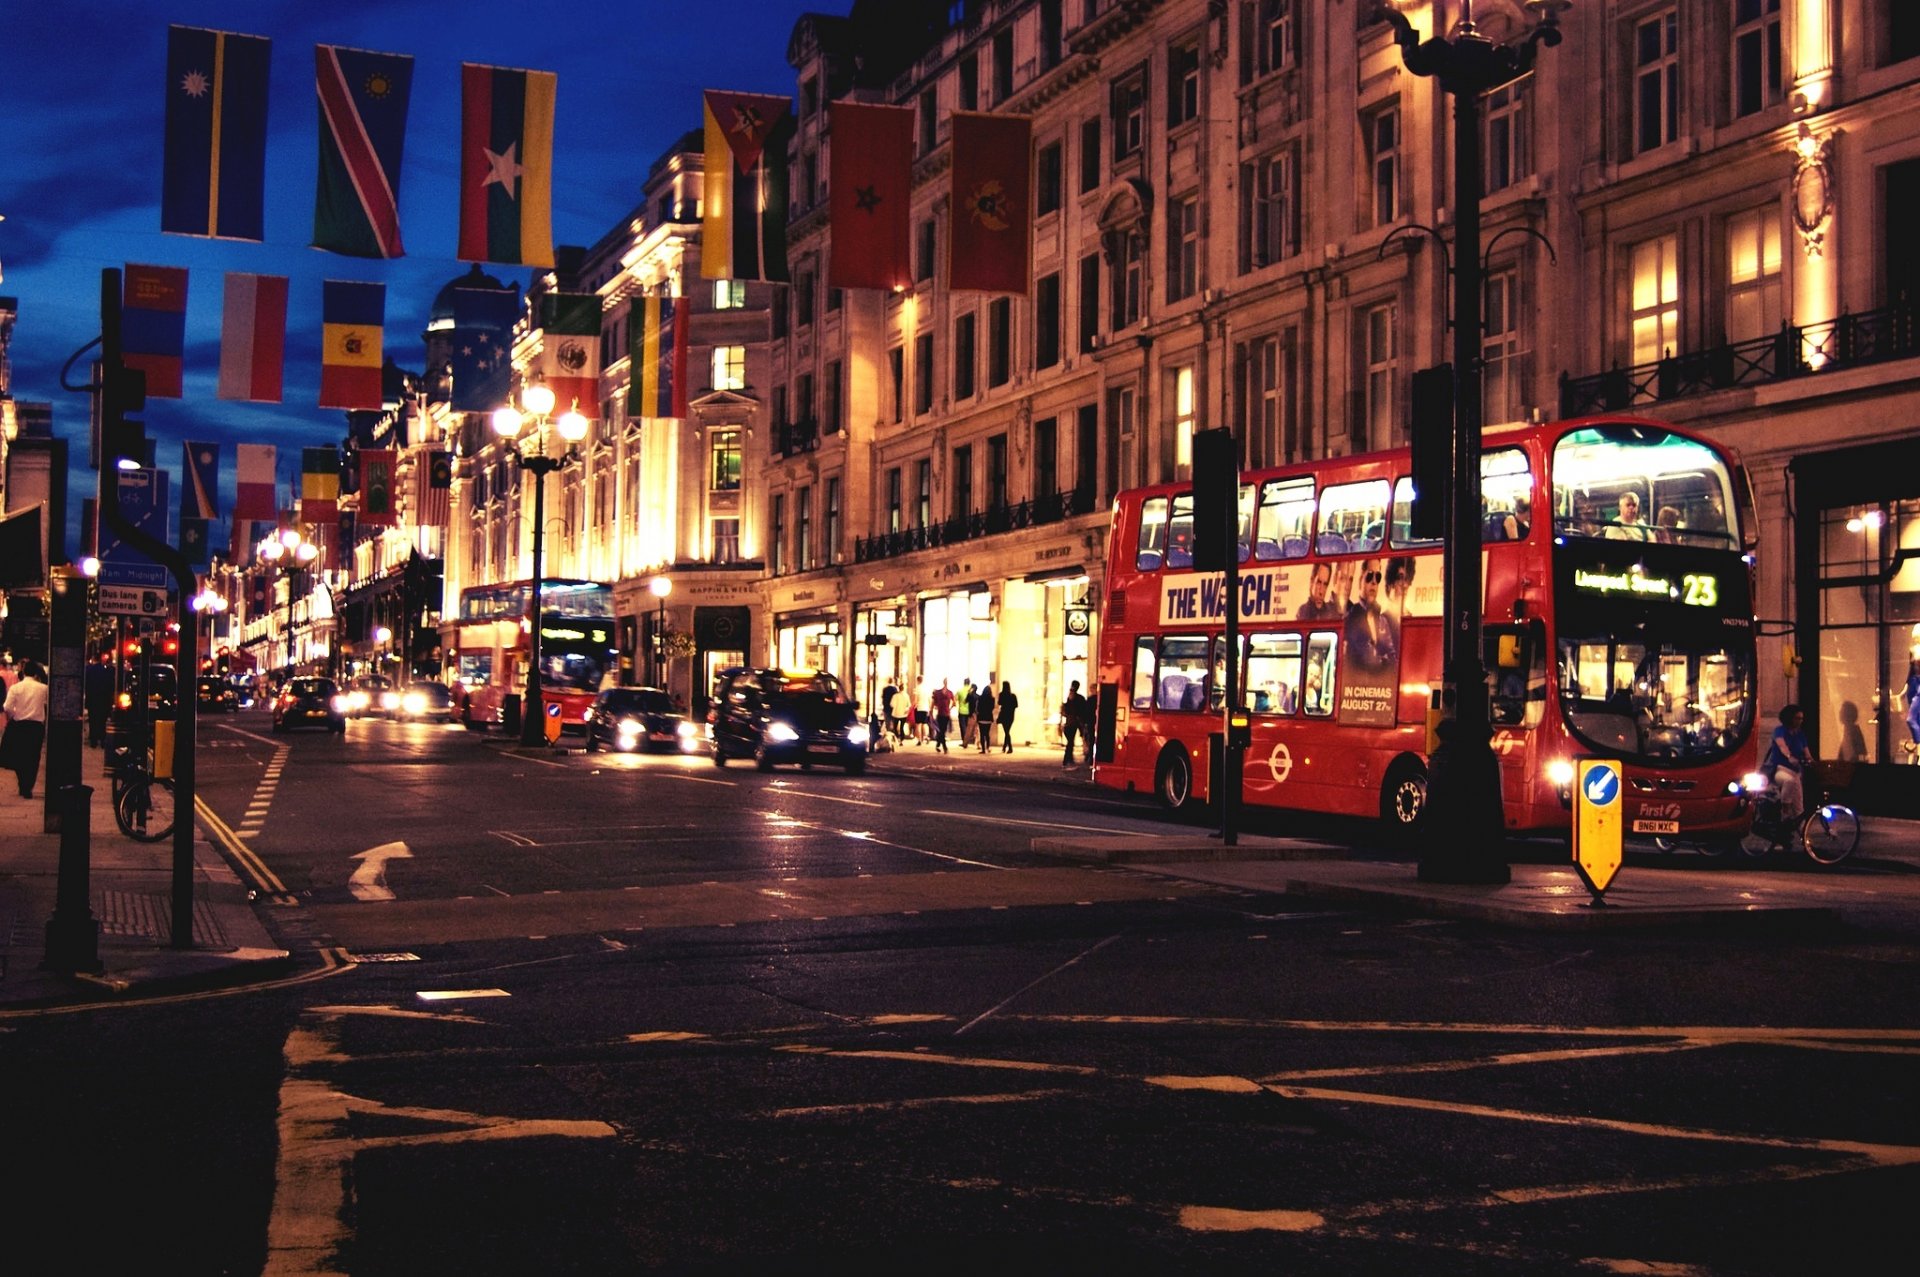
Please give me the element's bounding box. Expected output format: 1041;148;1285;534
1571;565;1721;609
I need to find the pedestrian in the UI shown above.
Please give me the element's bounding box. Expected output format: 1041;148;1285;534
886;683;911;746
1;660;51;799
912;679;929;745
85;652;115;748
1061;679;1089;766
975;681;996;753
996;679;1018;753
957;680;974;748
931;679;954;753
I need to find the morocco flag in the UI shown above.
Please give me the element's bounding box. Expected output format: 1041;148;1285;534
828;102;913;291
949;112;1033;294
701;90;794;283
459;63;556;267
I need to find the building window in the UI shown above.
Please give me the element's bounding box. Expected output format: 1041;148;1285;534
1167;365;1196;481
1166;195;1199;302
1726;207;1783;343
1238;332;1296;465
993;27;1014;102
711;518;740;565
1732;0;1782;119
797;371;815;424
1630;233;1681;367
1111;232;1143;328
952;444;974;518
889;347;905;422
1253;0;1296;80
1168;35;1201;127
1363;103;1400;229
1635;8;1681;154
827;286;842;314
1112;67;1147;162
799;151;818;213
1041;0;1065;71
772;290;789;338
916;218;936;283
1358;302;1399;451
1483;270;1528;426
1034;416;1058;500
988;298;1012;387
772;385;788;429
825;477;841;565
1079;252;1101;352
914;332;935;414
824;360;843;434
1080;117;1102;192
796;271;815;329
954;312;977;400
1242;145;1299;271
711;345;745;391
919;87;938;154
886;466;903;533
1483;76;1530;194
796;486;813;571
1035;272;1062;369
988;433;1009;510
1889;3;1920;66
1076;403;1098;502
713;279;746;310
915;458;932;527
709;427;742;491
959;53;979;112
771;493;787;574
1037;141;1063;216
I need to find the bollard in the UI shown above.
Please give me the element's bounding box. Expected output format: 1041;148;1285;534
44;784;102;974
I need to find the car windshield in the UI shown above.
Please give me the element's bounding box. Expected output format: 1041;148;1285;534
289;679;336;696
603;690;672;714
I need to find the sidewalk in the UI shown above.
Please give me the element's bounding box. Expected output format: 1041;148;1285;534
0;755;291;1011
866;729;1101;789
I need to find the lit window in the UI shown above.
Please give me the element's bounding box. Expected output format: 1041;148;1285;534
1726;208;1783;343
711;345;746;391
709;428;742;491
1169;365;1196;481
712;280;745;310
1630;234;1680;367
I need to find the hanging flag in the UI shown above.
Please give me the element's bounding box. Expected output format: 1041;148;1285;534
178;511;210;568
450;282;520;411
301;447;341;524
313;44;414;259
182;441;221;519
459;63;556;267
235;443;277;520
123;265;189;399
358;449;397;526
828;102;914;291
338;509;358;548
627;294;687;419
538;292;601;415
320;280;385;410
217;272;287;403
949;112;1034;294
161;25;272;241
415;452;452;527
702;90;795;282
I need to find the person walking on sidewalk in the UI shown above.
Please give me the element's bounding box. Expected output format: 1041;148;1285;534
1;660;51;799
975;681;996;754
957;680;974;748
996;680;1018;753
931;679;954;753
1061;680;1089;766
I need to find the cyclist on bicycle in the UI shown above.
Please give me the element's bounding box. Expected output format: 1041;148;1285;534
1762;703;1813;821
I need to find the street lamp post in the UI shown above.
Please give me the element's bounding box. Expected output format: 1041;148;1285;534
1381;0;1567;883
190;586;227;673
649;575;672;689
493;382;588;745
259;527;319;677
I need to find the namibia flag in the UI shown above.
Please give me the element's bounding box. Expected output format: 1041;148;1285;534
702;90;794;283
313;45;414;259
459;63;556;268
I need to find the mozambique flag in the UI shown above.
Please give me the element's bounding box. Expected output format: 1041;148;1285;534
320;280;385;410
538;293;601;415
302;447;341;524
123;264;189;399
828;102;913;291
701;90;794;283
313;44;414;259
183;441;220;519
949;112;1034;294
459;63;556;267
627;294;687;419
162;25;271;241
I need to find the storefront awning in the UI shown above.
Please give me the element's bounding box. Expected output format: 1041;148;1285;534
1024;565;1086;584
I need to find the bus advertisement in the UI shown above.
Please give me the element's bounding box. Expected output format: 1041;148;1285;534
454;579;616;732
1095;417;1759;843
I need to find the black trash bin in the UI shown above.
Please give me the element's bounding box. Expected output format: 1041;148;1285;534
501;693;522;736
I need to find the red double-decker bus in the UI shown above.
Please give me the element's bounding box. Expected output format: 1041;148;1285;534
1094;417;1760;841
454;579;616;732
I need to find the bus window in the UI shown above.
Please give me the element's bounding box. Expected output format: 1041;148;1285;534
1255;476;1314;560
1157;636;1210;711
1132;636;1157;709
1551;423;1739;546
1481;448;1533;542
1236;484;1256;564
1247;633;1303;715
1318;480;1391;555
1208;635;1245;712
1303;632;1338;716
1167;496;1195;568
1390;478;1442;548
1137;497;1169;570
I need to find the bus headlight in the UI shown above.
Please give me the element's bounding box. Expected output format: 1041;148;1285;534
766;721;800;743
1741;771;1770;794
1545;759;1576;788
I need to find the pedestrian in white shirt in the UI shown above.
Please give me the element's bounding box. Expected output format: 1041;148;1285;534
2;661;51;799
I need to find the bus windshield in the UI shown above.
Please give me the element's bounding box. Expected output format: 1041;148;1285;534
538;618;615;693
1551;423;1739;548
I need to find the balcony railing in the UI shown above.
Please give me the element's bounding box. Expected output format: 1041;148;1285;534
774;419;819;459
852;487;1098;564
1559;300;1919;419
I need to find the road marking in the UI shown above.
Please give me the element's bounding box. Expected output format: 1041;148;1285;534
416;989;512;1001
774;1044;1096;1075
662;772;736;786
955;934;1123;1036
922;807;1147;835
0;946;351;1020
349;841;412;902
764;787;882;808
195;795;290;897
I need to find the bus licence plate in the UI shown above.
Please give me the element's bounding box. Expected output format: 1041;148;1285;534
1632;819;1680;834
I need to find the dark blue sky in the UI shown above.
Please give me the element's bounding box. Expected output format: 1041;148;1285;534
3;0;817;553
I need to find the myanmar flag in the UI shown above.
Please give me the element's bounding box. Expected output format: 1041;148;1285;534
320;280;385;410
313;44;414;259
538;292;601;416
626;294;687;419
828;102;913;291
702;90;794;283
949;112;1033;294
459;63;556;268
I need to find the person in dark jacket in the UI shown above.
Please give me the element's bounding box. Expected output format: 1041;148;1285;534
995;680;1018;753
975;681;996;754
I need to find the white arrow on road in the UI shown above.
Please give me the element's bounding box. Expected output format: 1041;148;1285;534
349;841;412;902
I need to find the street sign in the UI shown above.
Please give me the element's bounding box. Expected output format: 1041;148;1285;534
98;583;172;617
99;467;171;588
543;699;563;744
1573;758;1624;900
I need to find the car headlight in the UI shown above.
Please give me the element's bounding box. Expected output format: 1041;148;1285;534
380;692;400;709
617;718;643;736
1742;771;1770;794
1545;759;1575;788
348;691;368;709
766;721;800;743
846;723;870;746
676;720;698;738
402;692;426;716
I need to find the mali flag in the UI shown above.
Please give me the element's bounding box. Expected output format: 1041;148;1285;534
949;112;1033;294
828;102;913;292
702;90;794;283
459;63;556;267
627;295;687;419
320;280;385;410
161;25;271;241
313;44;414;259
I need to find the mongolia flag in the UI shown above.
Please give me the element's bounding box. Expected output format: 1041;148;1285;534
313;45;414;259
702;90;794;283
122;265;188;399
828;103;913;291
627;294;687;419
949;113;1034;294
459;63;556;267
538;293;601;415
320;280;385;410
217;272;287;402
301;447;341;524
161;26;271;241
183;441;221;519
359;449;397;527
235;443;277;521
450;283;520;411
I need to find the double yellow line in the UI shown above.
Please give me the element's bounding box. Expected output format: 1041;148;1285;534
195;795;298;906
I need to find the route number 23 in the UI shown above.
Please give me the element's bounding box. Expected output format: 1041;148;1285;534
1682;574;1719;608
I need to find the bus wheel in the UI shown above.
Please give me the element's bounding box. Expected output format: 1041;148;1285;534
1154;747;1196;813
1380;760;1427;840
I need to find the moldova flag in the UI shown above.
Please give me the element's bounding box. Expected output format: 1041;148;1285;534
450;283;521;411
702;90;794;283
949;112;1034;294
627;295;687;420
828;102;914;291
122;264;189;399
459;63;556;267
301;447;341;524
313;45;414;259
320;280;385;410
183;442;221;519
217;272;287;403
538;293;601;415
161;26;271;241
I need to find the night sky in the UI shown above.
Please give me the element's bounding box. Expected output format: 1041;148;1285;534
2;0;817;554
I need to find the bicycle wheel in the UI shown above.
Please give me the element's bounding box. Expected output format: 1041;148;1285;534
1801;805;1860;866
114;776;176;843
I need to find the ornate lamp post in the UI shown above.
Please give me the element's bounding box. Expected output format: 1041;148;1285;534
258;527;319;676
190;586;227;673
649;575;673;689
1379;0;1568;883
492;381;588;745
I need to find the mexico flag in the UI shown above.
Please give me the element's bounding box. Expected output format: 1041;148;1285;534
701;90;794;283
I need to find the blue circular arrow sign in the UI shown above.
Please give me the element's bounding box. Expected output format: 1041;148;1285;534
1582;766;1620;807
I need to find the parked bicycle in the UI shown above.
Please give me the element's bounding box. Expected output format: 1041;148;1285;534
108;730;175;844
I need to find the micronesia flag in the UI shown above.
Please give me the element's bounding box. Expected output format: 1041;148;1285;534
162;25;272;241
312;45;414;258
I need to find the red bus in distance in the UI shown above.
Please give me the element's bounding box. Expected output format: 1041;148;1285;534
454;579;616;733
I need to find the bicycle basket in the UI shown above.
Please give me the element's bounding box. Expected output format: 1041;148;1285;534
1806;759;1854;794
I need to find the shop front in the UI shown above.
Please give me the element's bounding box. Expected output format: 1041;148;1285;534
618;573;760;715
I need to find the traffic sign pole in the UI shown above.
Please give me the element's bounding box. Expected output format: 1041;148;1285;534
1572;758;1624;906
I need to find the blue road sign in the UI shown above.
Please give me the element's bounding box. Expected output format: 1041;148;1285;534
1582;766;1621;808
99;468;172;588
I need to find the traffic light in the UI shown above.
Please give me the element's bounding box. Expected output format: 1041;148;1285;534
103;363;148;467
1410;364;1453;541
1190;427;1238;573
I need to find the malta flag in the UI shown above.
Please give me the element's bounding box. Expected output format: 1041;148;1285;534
161;25;271;241
182;442;221;519
359;449;397;527
217;271;287;402
949;113;1033;294
312;45;414;259
627;294;686;420
302;447;341;524
320;280;386;410
459;63;556;267
235;443;277;520
828;102;913;291
702;90;794;283
123;264;189;399
539;293;601;415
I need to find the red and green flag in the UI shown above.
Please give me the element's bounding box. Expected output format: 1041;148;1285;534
313;44;414;259
459;63;556;267
701;90;794;283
